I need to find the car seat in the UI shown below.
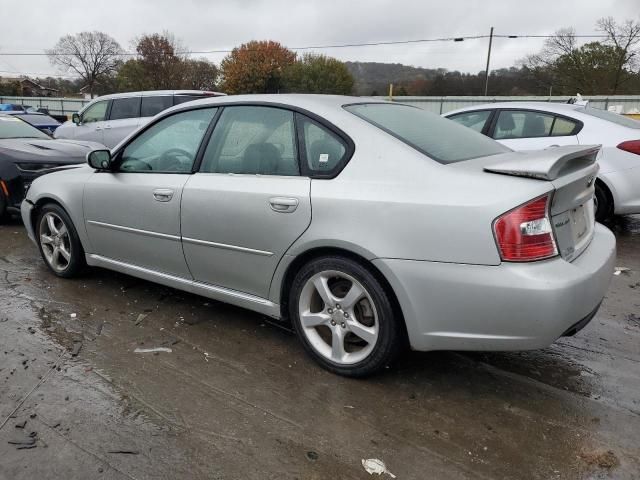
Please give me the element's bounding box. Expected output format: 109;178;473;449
522;115;547;137
242;143;281;175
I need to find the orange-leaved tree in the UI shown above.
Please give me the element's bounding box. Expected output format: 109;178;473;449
220;40;296;94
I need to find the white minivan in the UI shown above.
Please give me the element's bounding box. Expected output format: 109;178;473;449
54;90;225;149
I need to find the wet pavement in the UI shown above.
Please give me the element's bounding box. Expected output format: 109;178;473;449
0;216;639;480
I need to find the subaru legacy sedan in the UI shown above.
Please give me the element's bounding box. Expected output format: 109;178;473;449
21;95;615;377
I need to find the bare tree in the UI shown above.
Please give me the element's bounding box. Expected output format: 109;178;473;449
524;18;640;94
597;17;640;92
47;32;123;98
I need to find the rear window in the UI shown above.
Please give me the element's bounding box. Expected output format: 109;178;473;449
174;94;210;105
141;96;173;117
110;97;141;120
579;107;640;129
345;103;509;164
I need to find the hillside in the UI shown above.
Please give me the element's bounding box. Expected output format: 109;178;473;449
345;61;444;95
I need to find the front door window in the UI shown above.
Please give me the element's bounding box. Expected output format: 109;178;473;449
118;108;217;173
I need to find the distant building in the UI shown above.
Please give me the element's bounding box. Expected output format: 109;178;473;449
0;77;59;97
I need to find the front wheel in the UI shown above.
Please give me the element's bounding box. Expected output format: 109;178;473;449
290;256;402;377
36;204;85;278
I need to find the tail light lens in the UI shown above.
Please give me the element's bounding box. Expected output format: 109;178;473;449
617;140;640;156
493;194;558;262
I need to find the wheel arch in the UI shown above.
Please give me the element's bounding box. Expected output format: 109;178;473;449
274;246;408;340
595;177;615;214
29;195;90;253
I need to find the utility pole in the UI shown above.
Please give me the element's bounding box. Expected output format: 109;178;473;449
484;27;494;97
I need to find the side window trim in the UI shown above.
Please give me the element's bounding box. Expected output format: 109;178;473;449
192;107;224;173
110;106;219;174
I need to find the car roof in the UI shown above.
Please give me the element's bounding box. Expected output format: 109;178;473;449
445;101;584;117
166;93;391;111
151;94;395;131
90;90;226;101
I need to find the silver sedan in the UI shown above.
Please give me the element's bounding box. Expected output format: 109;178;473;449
21;95;616;377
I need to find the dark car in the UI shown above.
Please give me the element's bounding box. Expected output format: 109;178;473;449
0;114;103;221
0;103;25;112
3;112;61;135
24;106;68;123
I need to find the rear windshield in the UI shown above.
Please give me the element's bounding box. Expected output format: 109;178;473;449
19;114;60;126
578;106;640;129
0;115;50;139
344;103;509;164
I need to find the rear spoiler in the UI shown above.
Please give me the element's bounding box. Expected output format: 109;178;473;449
484;145;601;181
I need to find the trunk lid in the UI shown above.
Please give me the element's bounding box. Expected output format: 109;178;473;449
484;145;601;262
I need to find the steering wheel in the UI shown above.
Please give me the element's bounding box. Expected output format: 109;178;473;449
120;158;152;171
158;147;192;171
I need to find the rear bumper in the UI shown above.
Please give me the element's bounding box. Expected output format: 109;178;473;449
373;223;616;351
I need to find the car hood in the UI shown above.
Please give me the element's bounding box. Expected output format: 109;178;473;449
0;138;104;164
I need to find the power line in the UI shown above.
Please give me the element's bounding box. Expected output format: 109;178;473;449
0;33;614;57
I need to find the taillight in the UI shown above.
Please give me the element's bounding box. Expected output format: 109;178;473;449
493;194;558;262
617;140;640;155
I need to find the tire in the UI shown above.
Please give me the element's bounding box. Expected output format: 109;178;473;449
594;182;612;223
0;194;8;224
289;256;402;377
36;203;85;278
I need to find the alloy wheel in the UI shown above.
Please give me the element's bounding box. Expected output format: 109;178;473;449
39;212;72;273
298;270;379;365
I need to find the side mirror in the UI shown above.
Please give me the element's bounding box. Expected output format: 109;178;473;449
72;113;81;125
87;150;112;170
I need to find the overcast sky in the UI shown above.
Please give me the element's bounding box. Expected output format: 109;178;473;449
1;0;638;79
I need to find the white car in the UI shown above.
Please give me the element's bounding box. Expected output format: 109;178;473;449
54;90;225;149
445;102;640;221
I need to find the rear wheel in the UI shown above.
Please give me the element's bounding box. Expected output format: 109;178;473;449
36;204;85;278
290;256;402;377
594;182;612;223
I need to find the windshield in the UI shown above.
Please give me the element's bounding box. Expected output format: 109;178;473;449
0;115;50;139
344;103;509;164
579;107;640;129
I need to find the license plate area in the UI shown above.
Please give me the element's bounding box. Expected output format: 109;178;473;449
552;201;595;262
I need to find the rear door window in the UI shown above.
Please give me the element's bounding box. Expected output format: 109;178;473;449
200;106;299;176
109;97;141;120
141;96;173;117
493;110;554;139
448;110;492;133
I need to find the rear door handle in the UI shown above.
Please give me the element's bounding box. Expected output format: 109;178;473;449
104;124;112;130
94;126;102;131
153;188;174;202
269;197;298;213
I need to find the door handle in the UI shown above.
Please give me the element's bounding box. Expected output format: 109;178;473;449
94;125;102;131
269;197;298;213
153;188;174;202
104;124;112;130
